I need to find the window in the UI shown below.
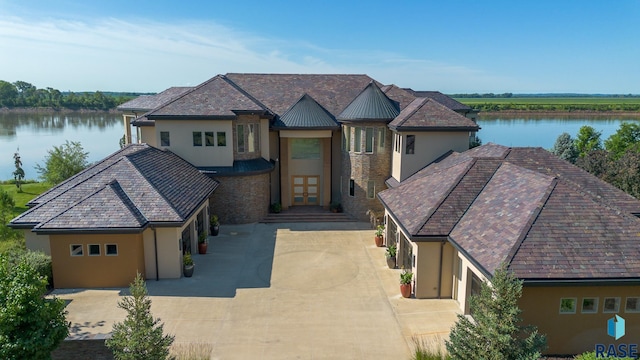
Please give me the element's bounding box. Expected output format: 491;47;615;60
105;244;118;256
603;297;621;313
367;180;375;199
342;126;350;151
88;244;101;256
378;128;385;150
365;127;374;153
217;132;226;146
581;297;598;314
248;124;258;152
237;125;245;153
405;135;415;154
559;298;577;314
205;132;215;146
394;133;401;153
193;131;202;146
70;244;83;256
349;179;355;197
625;297;640;313
291;138;320;159
354;127;362;153
160;131;170;146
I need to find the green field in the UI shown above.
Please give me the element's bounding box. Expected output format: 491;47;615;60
454;97;640;112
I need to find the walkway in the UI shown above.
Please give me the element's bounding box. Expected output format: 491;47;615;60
53;222;460;359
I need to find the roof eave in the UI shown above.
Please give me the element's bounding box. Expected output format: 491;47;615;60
523;278;640;286
147;115;237;120
337;118;393;123
33;227;146;235
389;126;480;132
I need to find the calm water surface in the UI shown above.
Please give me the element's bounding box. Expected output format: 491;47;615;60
0;112;122;180
1;112;640;180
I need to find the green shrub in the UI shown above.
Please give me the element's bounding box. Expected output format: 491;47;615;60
20;251;52;287
574;351;635;359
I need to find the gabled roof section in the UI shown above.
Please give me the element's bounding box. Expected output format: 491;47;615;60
380;85;418;111
117;87;192;112
381;143;640;280
273;94;339;129
449;163;556;276
337;81;400;122
404;90;472;112
10;145;219;232
389;97;479;131
146;75;270;119
379;157;475;235
224;73;376;116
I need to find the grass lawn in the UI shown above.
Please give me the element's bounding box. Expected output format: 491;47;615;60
1;182;49;254
1;182;51;218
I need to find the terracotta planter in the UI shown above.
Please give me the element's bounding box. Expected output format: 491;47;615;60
400;283;411;298
375;236;384;247
386;256;396;269
198;242;208;254
183;265;194;278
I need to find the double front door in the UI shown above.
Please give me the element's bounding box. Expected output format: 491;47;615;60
291;176;319;205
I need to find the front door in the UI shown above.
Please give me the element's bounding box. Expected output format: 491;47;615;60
291;176;319;205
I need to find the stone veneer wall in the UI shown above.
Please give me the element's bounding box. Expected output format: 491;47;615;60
340;123;392;222
209;172;270;224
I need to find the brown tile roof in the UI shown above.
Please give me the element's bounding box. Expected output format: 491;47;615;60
117;87;192;112
146;75;269;119
404;90;472;112
11;144;219;232
380;143;640;281
389;98;479;131
380;85;418;111
224;73;376;116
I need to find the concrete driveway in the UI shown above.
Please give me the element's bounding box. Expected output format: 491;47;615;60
53;222;460;359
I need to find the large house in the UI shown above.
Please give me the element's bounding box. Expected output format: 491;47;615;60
11;73;638;355
118;74;479;224
378;143;640;354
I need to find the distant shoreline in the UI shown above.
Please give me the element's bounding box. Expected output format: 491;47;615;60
0;107;121;114
2;107;639;117
480;110;640;117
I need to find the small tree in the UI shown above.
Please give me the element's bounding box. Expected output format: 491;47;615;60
0;188;15;240
575;125;602;158
106;273;174;360
446;263;546;360
604;122;640;159
0;255;69;359
12;149;25;192
551;132;578;163
35;140;88;185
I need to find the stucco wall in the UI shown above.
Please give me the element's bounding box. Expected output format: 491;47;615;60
154;227;182;279
453;251;489;315
50;233;145;288
155;119;234;167
209;173;270;224
139;126;157;147
520;285;640;355
24;230;50;255
394;131;470;182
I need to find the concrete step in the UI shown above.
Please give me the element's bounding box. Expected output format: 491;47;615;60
261;212;355;223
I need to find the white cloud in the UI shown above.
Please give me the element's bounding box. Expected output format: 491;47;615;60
0;15;502;93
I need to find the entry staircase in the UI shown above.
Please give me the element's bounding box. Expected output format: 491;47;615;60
261;206;355;223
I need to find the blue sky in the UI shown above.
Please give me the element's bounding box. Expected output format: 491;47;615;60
1;0;638;93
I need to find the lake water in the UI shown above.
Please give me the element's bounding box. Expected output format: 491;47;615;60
1;112;639;180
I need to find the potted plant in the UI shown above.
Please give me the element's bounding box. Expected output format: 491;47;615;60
270;202;282;213
183;253;194;277
330;202;343;213
400;268;412;298
198;232;207;254
385;244;397;269
374;224;384;247
209;214;219;236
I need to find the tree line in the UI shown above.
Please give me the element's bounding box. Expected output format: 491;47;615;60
552;122;640;199
0;80;139;110
468;102;640;112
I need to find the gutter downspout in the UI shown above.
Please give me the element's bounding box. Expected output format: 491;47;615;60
152;226;159;281
437;240;444;299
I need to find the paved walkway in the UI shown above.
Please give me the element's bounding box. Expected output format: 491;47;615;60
53;222;460;359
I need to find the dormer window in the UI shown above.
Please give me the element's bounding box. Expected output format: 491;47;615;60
405;135;415;155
